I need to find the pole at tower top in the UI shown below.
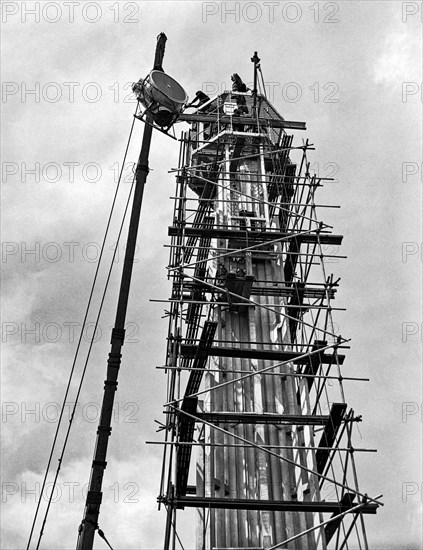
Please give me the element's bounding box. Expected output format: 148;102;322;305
251;50;261;114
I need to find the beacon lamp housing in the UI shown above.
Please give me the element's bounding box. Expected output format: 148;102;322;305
133;69;188;128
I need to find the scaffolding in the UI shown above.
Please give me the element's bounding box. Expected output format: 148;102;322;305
155;86;379;549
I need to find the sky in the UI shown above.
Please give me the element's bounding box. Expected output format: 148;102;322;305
1;1;422;549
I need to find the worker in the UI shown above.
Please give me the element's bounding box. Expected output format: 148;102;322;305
231;74;249;93
231;74;250;130
187;90;210;108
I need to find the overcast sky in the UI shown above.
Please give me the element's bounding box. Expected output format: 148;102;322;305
1;1;422;549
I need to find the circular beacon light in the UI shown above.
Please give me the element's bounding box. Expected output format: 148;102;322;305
135;70;188;127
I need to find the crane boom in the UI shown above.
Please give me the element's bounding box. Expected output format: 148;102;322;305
76;33;167;550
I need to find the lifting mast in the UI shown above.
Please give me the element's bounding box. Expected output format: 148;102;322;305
76;33;167;550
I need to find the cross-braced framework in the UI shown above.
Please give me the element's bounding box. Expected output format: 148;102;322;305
154;89;380;550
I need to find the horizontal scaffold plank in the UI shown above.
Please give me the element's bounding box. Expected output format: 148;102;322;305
194;412;329;425
178;113;306;130
180;344;345;365
168;496;378;514
168;226;343;246
183;282;336;300
250;286;336;299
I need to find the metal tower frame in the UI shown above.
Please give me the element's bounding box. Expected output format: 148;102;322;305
154;79;380;549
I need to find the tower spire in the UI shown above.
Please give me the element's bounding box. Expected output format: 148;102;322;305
251;50;261;113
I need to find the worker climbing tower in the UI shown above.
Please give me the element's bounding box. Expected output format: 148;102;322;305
157;55;379;549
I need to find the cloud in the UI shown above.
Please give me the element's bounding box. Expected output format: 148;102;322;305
1;455;168;549
373;29;421;85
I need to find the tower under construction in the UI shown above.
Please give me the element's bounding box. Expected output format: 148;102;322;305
157;59;379;549
25;36;380;550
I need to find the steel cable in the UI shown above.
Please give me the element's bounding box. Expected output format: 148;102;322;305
27;105;139;549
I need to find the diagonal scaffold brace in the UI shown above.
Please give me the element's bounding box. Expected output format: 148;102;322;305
76;32;167;550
